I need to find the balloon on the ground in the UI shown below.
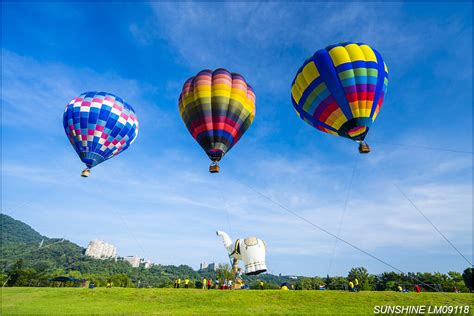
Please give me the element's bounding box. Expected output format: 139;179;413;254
63;91;139;177
178;69;256;173
291;42;388;153
216;230;267;275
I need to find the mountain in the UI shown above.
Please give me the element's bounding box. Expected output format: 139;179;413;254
0;214;293;288
0;213;85;267
1;213;47;245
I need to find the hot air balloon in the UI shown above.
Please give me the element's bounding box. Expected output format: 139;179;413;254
178;69;256;173
216;230;267;276
291;42;388;153
63;91;139;177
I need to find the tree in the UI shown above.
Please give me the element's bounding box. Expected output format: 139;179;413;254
216;264;233;282
348;267;373;290
462;268;472;292
327;276;347;290
110;273;134;288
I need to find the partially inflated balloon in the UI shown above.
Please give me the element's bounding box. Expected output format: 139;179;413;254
291;42;388;153
63;91;139;177
178;69;256;172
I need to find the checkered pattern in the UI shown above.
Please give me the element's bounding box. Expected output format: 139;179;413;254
63;91;139;168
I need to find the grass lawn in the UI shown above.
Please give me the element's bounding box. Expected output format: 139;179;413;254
1;287;473;315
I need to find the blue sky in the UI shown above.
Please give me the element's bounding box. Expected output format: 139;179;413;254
1;2;472;276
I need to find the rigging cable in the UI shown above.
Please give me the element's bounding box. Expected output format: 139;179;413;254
394;184;473;267
218;174;233;237
327;155;359;276
238;180;441;292
369;141;473;155
360;147;472;267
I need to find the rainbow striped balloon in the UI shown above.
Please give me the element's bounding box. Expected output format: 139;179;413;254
63;91;139;174
291;42;388;142
178;69;256;165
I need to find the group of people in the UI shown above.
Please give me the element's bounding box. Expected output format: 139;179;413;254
348;281;425;293
173;278;250;290
348;278;359;292
201;278;214;289
173;278;190;289
202;278;247;290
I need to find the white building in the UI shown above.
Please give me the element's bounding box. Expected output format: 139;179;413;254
141;259;153;269
124;255;141;268
199;262;216;272
85;240;117;259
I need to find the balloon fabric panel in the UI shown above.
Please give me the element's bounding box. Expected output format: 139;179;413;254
63;91;139;169
291;42;388;141
179;69;256;161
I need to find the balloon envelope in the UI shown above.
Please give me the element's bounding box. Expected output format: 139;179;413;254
63;91;139;169
291;42;388;141
178;68;256;162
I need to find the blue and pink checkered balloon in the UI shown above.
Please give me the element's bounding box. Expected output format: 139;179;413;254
63;91;139;176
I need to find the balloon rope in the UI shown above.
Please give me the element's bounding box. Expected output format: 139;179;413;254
2;172;76;217
367;157;472;267
2;237;66;265
369;141;473;155
93;182;149;260
238;180;441;292
327;155;359;276
394;184;473;267
218;175;233;237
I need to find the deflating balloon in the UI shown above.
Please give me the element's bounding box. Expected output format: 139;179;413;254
178;69;256;173
291;42;388;153
63;91;139;177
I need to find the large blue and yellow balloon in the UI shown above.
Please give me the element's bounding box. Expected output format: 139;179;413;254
291;42;388;152
63;91;139;177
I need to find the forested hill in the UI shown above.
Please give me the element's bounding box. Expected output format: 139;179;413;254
0;214;295;288
0;213;85;267
1;213;47;244
0;214;471;292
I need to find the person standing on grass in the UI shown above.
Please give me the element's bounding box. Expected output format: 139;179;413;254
207;278;212;290
177;278;181;289
414;284;421;293
354;278;359;291
184;278;189;289
260;281;264;290
348;280;354;292
202;278;207;290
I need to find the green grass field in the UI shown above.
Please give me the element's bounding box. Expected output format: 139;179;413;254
1;287;473;315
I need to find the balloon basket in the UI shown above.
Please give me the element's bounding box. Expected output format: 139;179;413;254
81;168;90;177
358;143;370;154
209;163;220;173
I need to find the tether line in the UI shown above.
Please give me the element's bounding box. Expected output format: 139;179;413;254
239;180;441;292
327;156;359;276
370;141;473;155
394;184;473;267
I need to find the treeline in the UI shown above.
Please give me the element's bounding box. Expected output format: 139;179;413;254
1;214;472;292
293;267;473;293
2;258;472;293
